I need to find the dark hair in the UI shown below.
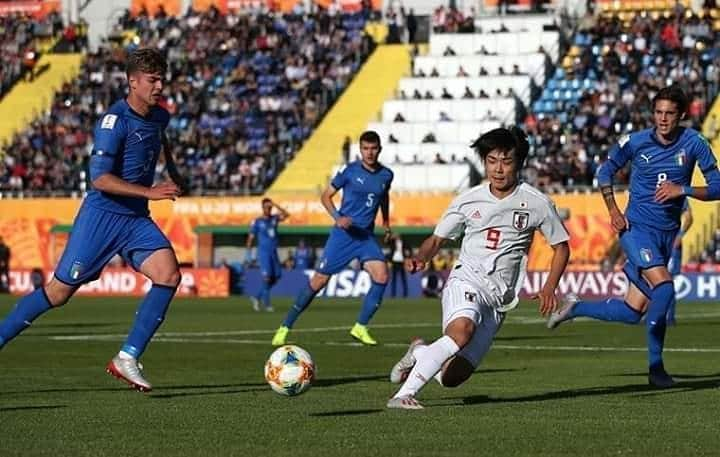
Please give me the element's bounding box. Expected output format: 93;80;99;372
126;48;167;78
359;130;381;146
652;85;688;115
261;198;272;205
470;127;529;167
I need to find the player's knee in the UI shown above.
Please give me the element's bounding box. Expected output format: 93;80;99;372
441;356;474;388
44;281;74;307
154;269;181;288
446;319;475;348
370;267;388;284
309;274;329;291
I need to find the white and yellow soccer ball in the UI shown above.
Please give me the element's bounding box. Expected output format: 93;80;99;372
264;345;315;396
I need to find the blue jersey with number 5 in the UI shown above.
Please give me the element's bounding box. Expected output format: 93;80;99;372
596;127;720;231
331;161;393;232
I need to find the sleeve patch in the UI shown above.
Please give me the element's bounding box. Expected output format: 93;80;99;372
618;134;630;148
101;114;118;130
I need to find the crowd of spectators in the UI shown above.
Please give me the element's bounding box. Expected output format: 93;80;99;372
0;11;64;97
0;5;374;195
523;7;720;190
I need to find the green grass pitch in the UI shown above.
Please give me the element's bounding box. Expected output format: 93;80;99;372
1;295;719;456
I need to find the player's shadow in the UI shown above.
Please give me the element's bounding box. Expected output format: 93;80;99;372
452;376;720;406
34;322;116;328
150;382;269;399
614;371;720;380
0;386;133;396
0;405;66;412
495;335;565;341
308;409;383;417
313;374;388;388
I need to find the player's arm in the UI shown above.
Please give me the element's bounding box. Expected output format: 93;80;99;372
537;201;571;315
537;241;570;316
90;115;179;201
272;200;290;221
657;136;720;202
162;133;189;195
405;234;446;273
245;222;256;264
674;203;693;248
380;190;392;243
320;184;352;229
407;197;465;273
596;139;633;233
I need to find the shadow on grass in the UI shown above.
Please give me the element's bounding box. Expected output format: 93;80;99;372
1;386;131;396
309;409;383;417
0;405;66;412
446;376;720;407
150;382;269;399
313;374;387;388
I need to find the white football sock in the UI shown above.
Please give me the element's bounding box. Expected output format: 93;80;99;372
412;344;444;386
118;350;135;360
395;335;459;398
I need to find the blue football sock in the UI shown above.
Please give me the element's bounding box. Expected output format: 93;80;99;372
0;288;53;348
121;284;176;359
666;298;676;323
646;281;674;370
283;281;318;328
357;281;387;325
570;298;643;324
257;281;272;308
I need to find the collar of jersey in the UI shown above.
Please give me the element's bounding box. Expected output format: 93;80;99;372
650;126;685;148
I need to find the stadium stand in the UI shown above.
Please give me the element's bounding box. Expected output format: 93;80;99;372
0;6;374;195
525;4;720;191
352;13;559;191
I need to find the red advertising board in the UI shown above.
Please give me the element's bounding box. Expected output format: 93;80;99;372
8;268;229;297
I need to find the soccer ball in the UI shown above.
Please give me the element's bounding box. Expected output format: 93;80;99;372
264;345;315;396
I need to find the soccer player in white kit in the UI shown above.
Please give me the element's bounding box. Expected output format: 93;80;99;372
387;127;570;409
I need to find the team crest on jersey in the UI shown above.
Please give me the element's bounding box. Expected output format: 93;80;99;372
512;211;530;230
676;149;686;167
640;248;653;263
471;210;481;219
464;291;477;303
69;261;84;280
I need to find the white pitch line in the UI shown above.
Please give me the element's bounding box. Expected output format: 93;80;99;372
45;334;720;353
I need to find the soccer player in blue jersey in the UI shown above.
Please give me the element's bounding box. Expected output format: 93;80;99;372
547;86;720;388
271;130;393;346
0;48;185;392
247;198;289;312
666;199;692;325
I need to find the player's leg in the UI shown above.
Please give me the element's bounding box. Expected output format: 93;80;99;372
666;246;681;325
352;237;390;345
107;219;179;392
548;228;649;329
438;304;505;387
254;252;273;312
273;229;355;345
0;204;117;349
263;251;283;312
388;279;477;409
642;264;676;388
272;271;329;346
0;278;77;349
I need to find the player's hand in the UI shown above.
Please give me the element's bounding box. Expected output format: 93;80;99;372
335;216;353;229
383;227;393;244
404;257;426;273
147;181;181;201
673;235;682;249
533;286;558;316
655;181;683;203
609;207;627;233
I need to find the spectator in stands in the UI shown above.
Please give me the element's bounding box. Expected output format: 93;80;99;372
406;8;417;44
439;111;452;122
462;87;474;99
1;7;374;196
342;136;351;164
0;236;9;293
389;234;410;297
456;66;469;77
433;153;447;164
441;87;453;99
430;67;440;77
412;89;422;99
